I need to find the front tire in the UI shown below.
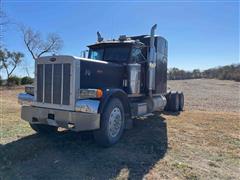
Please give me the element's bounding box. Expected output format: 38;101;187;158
29;123;58;134
94;98;125;147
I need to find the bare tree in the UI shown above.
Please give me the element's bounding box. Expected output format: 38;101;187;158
21;27;63;60
0;48;24;81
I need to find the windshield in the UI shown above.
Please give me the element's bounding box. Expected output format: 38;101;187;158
104;47;130;62
88;46;130;63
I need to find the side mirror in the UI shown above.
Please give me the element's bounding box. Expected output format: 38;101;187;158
81;50;89;58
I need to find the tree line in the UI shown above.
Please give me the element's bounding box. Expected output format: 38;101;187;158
2;63;239;86
0;75;34;86
168;64;240;82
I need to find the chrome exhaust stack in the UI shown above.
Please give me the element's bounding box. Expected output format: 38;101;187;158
148;24;157;97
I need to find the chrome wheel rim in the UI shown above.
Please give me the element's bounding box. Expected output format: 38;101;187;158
108;107;122;138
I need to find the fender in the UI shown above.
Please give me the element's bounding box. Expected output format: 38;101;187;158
98;89;131;118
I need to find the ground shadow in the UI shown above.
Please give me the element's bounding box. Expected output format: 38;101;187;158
162;111;181;116
0;115;167;179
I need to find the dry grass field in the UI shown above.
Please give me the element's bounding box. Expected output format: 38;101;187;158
168;79;240;113
0;79;239;179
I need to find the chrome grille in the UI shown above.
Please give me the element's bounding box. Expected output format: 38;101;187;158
53;64;62;104
37;63;71;105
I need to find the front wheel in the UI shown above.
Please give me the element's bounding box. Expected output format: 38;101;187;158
93;98;125;147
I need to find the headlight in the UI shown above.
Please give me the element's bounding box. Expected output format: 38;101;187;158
25;85;34;96
18;93;34;105
79;89;103;99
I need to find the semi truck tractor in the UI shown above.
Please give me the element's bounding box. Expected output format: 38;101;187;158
18;24;184;147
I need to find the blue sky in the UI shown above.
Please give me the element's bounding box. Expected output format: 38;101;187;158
1;1;239;78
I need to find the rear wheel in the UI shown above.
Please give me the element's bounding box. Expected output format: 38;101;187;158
29;123;58;134
164;92;171;111
93;98;125;147
170;92;179;112
178;92;184;111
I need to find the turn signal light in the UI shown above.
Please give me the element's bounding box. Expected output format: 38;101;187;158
96;89;103;98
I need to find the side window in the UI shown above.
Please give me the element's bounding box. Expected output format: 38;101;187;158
131;48;143;62
89;49;104;60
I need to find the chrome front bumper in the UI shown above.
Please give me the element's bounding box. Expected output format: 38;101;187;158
18;93;100;114
18;93;101;131
21;106;100;131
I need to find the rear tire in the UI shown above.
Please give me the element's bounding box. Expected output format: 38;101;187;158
178;92;184;111
164;92;171;111
170;92;179;112
29;123;58;134
93;98;125;147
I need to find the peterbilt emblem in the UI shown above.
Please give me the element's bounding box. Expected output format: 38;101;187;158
50;57;56;62
97;69;103;74
85;69;91;76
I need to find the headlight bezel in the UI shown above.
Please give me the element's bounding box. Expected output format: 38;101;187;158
25;85;34;96
78;89;103;99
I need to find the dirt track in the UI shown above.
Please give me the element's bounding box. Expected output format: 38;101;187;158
0;79;239;179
